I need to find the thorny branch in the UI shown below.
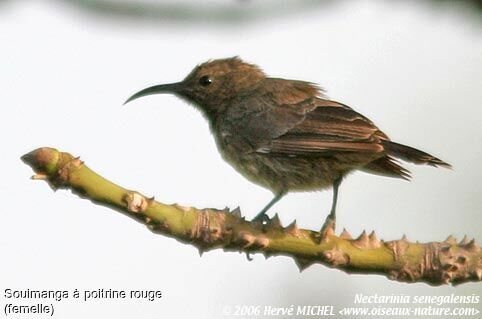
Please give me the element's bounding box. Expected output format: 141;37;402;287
22;147;481;286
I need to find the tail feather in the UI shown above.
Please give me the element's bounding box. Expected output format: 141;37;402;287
381;140;451;168
363;156;411;180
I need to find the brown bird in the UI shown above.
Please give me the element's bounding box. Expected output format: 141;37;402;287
125;57;450;237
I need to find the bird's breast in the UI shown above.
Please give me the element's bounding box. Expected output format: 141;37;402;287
211;130;342;193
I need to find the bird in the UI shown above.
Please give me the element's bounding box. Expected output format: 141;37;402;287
125;57;450;238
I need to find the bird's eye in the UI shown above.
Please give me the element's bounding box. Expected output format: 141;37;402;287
199;75;212;87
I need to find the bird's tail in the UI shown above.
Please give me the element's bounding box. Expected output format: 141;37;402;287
381;140;451;168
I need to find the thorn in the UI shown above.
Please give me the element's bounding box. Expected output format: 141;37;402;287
31;174;48;180
231;206;242;218
295;258;313;272
267;213;282;229
174;204;191;212
476;269;482;280
459;235;469;245
319;218;336;243
323;223;335;238
443;272;453;284
388;270;398;280
401;234;408;242
445;235;457;245
147;196;156;205
246;252;253;261
263;251;273;259
353;230;369;249
441;245;451;253
340;228;352;240
369;231;381;248
198;247;204;257
465;239;479;252
285;220;300;237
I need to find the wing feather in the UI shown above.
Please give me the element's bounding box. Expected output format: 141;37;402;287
257;98;388;156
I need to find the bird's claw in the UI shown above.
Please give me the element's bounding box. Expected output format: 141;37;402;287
252;212;270;231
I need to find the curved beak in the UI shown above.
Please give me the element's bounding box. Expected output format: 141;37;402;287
124;82;183;105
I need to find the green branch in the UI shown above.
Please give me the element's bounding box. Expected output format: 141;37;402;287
22;147;481;286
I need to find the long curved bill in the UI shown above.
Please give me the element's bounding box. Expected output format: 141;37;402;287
123;82;183;105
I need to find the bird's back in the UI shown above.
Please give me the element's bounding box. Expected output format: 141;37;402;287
212;77;449;192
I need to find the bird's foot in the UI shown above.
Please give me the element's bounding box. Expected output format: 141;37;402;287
252;212;270;231
318;216;336;244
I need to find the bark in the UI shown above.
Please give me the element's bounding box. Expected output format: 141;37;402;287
21;147;481;286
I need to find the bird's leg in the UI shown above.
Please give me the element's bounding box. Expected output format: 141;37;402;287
252;191;286;225
319;177;342;242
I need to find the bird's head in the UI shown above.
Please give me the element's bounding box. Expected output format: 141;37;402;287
125;57;266;116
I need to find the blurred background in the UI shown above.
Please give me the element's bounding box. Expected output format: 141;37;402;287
0;0;481;318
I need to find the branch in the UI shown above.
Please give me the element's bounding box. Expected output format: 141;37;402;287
22;147;481;286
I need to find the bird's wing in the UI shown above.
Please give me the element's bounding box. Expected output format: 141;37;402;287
254;98;389;156
221;93;307;151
